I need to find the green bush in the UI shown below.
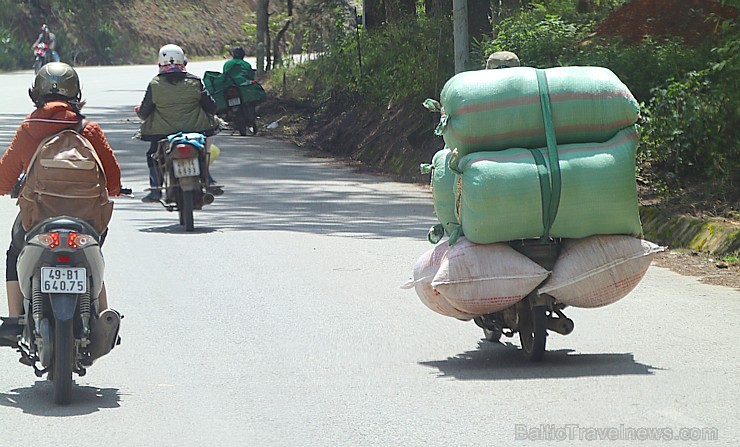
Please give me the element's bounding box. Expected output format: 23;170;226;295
0;26;25;70
640;24;739;187
277;17;454;105
481;11;589;68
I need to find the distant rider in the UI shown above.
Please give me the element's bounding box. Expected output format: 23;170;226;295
136;44;222;202
31;24;60;62
0;63;121;342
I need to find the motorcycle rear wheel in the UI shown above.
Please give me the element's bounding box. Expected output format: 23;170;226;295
244;103;258;136
234;108;248;136
179;190;195;232
519;305;547;362
52;319;74;405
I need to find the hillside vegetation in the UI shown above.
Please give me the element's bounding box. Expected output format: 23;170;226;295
0;0;256;67
263;0;738;224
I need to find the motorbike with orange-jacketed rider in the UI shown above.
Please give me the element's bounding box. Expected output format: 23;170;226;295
151;132;216;232
1;185;129;404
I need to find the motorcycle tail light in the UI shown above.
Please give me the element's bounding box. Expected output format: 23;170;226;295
67;232;95;248
57;255;71;263
225;86;240;98
173;144;198;159
31;232;60;249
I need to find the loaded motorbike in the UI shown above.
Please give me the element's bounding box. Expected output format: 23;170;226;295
150;132;218;232
0;209;127;404
203;69;265;136
221;83;259;136
33;43;49;75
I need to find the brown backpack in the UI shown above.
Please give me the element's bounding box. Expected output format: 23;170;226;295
18;126;113;234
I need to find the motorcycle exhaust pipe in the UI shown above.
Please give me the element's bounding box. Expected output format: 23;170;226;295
547;316;574;335
89;309;121;361
203;192;215;205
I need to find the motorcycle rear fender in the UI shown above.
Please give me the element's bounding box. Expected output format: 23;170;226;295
50;294;78;322
17;244;104;300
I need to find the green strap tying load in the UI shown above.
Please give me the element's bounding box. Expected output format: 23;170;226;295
534;69;562;238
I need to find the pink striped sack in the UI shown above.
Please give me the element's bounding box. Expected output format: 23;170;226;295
431;238;550;315
538;235;664;308
403;242;477;320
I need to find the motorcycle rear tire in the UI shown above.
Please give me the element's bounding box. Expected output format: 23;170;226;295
244;103;258;136
180;190;195;232
234;109;248;136
52;318;74;405
519;305;547;362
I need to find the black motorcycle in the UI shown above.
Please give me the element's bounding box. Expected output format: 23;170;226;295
151;132;218;231
204;70;265;137
221;84;258;136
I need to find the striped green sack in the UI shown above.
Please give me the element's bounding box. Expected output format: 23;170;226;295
455;126;643;244
437;66;639;157
430;148;458;235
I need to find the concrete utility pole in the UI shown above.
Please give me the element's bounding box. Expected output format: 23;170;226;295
453;0;469;74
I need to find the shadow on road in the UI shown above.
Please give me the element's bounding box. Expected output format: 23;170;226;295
420;341;662;380
75;105;438;240
0;381;121;415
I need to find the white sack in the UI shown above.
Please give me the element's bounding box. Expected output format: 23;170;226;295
431;238;550;315
402;242;477;320
538;235;664;308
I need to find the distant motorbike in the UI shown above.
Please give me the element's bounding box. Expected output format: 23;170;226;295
151;132;218;231
1;209;128;404
221;83;259;136
203;70;265;136
33;43;49;74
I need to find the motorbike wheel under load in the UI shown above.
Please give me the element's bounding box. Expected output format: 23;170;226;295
154;132;215;232
13;217;121;404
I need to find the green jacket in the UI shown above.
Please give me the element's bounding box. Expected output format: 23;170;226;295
223;59;255;82
137;73;219;140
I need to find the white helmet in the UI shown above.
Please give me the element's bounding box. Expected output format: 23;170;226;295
158;44;185;66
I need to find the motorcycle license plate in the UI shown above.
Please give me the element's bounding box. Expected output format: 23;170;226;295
227;97;241;106
41;267;87;294
173;158;200;178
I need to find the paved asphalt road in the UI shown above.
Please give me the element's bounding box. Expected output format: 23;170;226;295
0;61;737;446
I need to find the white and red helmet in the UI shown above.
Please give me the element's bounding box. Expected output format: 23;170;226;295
158;44;186;73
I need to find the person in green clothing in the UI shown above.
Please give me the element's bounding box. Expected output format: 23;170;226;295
223;46;255;82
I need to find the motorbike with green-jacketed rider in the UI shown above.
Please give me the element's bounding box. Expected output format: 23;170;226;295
203;69;265;136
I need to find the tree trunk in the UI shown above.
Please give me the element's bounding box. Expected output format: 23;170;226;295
385;0;415;23
363;0;386;28
256;0;269;74
425;0;453;18
468;0;492;42
272;18;292;67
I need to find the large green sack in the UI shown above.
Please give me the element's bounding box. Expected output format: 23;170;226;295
430;147;458;235
437;66;639;157
203;70;266;112
455;126;643;244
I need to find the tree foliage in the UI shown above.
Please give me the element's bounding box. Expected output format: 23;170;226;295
276;0;738;190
